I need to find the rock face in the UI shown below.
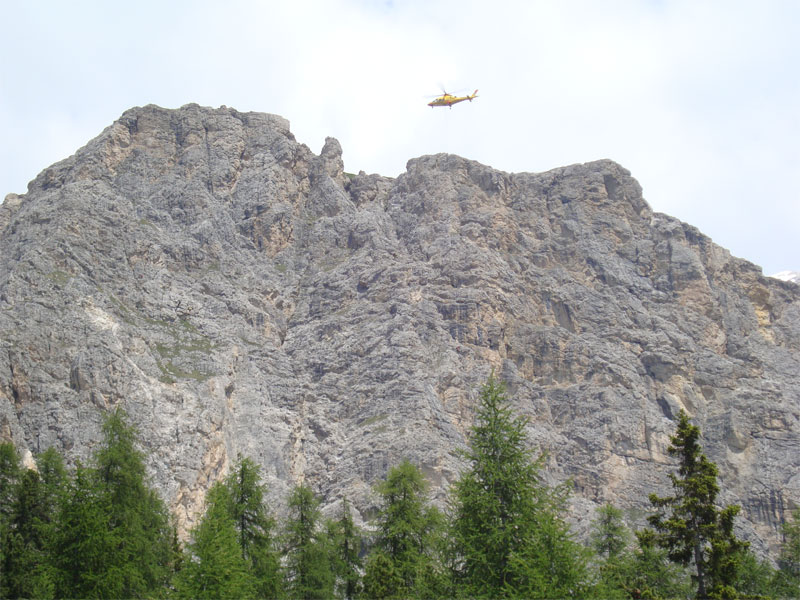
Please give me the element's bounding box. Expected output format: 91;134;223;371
1;104;798;556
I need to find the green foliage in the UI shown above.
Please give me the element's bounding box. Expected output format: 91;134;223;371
173;482;255;599
591;503;631;560
36;447;68;506
587;504;633;598
772;507;800;597
0;381;795;599
0;441;21;512
284;484;335;600
329;497;363;599
629;528;693;599
51;408;174;599
730;548;780;599
51;463;121;598
364;459;449;599
585;506;693;599
450;373;588;598
3;468;58;598
0;442;21;598
780;507;800;578
223;455;282;598
646;410;748;599
362;549;404;599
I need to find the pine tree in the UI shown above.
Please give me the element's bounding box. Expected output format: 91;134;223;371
591;504;631;561
362;550;404;599
4;468;56;598
772;507;800;597
330;497;362;600
36;447;68;513
450;373;588;598
51;408;174;598
223;455;282;598
284;484;335;600
0;442;20;515
646;410;748;599
98;407;174;595
0;442;21;598
51;462;120;598
588;504;632;598
173;482;255;599
732;549;780;599
630;528;693;599
2;450;67;600
363;459;448;599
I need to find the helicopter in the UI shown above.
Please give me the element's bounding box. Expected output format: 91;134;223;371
427;89;479;108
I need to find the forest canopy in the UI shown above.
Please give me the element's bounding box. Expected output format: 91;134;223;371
1;377;797;599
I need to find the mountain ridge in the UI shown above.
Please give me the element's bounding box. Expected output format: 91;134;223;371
1;103;798;557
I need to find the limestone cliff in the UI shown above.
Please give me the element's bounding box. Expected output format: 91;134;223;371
1;104;798;557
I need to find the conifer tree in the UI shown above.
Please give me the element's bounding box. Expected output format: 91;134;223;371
363;459;448;599
95;407;173;594
36;447;68;513
330;497;362;600
0;442;20;516
646;410;748;599
223;455;282;598
450;373;588;598
732;549;780;598
51;408;173;598
173;482;255;599
779;507;800;580
586;506;694;598
51;462;120;598
362;549;404;599
771;507;800;597
284;484;335;600
0;442;21;598
588;503;632;598
630;528;693;599
591;504;631;561
3;464;63;599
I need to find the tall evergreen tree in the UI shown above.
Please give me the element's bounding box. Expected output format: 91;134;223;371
0;442;21;598
173;482;255;599
284;484;335;600
223;455;282;598
51;462;120;598
770;507;800;597
330;497;362;600
588;504;632;598
35;447;68;514
731;548;780;599
779;507;800;580
630;528;693;599
450;373;588;598
363;460;448;599
51;408;173;598
646;410;748;599
362;549;404;599
591;504;631;561
586;505;693;599
99;407;174;595
2;450;69;600
0;442;20;515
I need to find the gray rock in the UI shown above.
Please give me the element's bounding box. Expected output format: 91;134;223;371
1;104;798;557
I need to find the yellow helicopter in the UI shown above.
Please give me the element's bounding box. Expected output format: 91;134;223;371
427;89;479;108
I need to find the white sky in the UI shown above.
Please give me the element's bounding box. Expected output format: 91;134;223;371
1;0;798;276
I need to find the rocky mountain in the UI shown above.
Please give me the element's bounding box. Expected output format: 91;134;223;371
1;104;798;557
